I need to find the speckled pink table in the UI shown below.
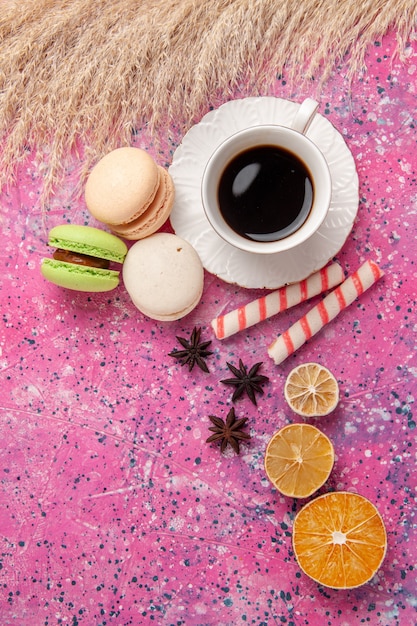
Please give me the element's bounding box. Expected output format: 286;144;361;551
1;30;416;626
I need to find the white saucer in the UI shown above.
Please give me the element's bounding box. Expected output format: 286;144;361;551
169;97;359;289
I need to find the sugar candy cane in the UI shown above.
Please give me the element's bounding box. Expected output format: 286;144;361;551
211;263;344;340
267;259;384;365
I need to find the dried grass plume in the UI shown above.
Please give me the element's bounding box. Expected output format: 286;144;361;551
0;0;416;203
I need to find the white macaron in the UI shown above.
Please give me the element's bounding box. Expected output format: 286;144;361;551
123;233;204;321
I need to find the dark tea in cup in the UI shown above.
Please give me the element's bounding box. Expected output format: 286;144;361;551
217;144;314;242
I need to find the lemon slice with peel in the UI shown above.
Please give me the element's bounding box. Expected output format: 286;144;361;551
292;491;387;589
264;423;334;498
284;362;339;417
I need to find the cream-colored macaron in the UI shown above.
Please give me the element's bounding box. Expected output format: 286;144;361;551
111;167;175;240
85;147;160;226
122;233;204;321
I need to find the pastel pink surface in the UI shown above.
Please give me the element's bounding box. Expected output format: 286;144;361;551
1;31;417;626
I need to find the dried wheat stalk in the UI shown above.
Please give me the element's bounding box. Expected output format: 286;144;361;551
0;0;415;204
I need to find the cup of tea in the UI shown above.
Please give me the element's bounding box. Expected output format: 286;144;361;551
201;98;332;255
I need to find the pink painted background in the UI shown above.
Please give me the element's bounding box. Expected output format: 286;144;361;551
1;30;416;625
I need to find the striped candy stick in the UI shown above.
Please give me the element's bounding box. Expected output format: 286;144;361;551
211;263;344;340
267;259;384;365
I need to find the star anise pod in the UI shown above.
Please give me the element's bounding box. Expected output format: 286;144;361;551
220;359;269;405
206;408;251;454
168;327;213;373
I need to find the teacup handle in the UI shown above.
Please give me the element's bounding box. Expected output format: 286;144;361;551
291;98;319;134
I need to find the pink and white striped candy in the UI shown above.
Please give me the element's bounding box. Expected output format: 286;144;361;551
211;263;344;340
267;259;384;365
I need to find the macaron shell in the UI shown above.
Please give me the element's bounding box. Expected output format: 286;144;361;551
122;233;204;321
85;147;160;225
41;258;120;292
111;167;175;240
132;289;203;322
48;224;128;263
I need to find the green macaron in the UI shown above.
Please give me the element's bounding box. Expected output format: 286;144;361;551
40;224;128;292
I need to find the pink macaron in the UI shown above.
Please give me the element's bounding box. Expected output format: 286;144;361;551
111;167;175;240
85;147;174;239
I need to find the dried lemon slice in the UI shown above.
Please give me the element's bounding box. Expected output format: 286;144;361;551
284;362;339;417
264;423;334;498
292;491;387;589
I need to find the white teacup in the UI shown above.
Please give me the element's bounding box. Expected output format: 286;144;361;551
201;98;332;255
